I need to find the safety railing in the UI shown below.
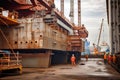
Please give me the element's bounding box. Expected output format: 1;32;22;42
0;52;22;67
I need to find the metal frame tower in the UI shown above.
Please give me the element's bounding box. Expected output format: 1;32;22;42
78;0;81;26
61;0;64;15
69;0;74;24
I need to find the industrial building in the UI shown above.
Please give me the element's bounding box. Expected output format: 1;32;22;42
106;0;120;72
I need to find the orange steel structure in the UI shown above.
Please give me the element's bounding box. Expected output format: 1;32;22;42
0;10;22;75
0;0;88;67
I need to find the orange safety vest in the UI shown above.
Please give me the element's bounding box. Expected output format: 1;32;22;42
107;55;111;64
85;55;88;58
94;48;98;54
104;54;107;59
71;56;76;62
113;55;116;63
108;55;111;60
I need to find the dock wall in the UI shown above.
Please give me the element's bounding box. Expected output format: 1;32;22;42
20;50;81;67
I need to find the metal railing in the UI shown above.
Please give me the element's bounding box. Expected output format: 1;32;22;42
0;52;22;67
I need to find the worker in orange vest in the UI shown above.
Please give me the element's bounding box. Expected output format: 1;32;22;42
85;54;88;61
107;53;111;64
94;48;98;55
112;54;116;64
71;54;76;66
104;53;107;64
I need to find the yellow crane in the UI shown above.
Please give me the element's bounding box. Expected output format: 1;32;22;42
93;19;104;55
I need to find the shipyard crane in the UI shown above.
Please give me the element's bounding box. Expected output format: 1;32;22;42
93;19;104;55
69;0;74;24
78;0;81;26
69;0;81;26
61;0;64;15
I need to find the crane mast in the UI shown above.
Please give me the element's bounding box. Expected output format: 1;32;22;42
61;0;64;15
78;0;81;26
69;0;74;24
97;19;104;46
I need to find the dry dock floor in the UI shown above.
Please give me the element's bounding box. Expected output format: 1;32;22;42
1;58;120;80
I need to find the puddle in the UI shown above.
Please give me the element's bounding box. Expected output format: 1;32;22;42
88;66;96;69
47;70;56;72
22;71;34;74
60;68;72;69
79;63;85;65
97;61;103;65
95;69;103;72
45;73;55;75
62;74;120;80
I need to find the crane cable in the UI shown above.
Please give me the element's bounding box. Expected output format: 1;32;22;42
0;18;17;58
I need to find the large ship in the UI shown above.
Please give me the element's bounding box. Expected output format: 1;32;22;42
0;0;88;68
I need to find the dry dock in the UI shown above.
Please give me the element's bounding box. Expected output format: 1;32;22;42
1;58;120;80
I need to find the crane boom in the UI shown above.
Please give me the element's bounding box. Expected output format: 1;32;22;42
97;19;104;46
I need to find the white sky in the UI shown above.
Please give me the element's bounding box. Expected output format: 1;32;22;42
55;0;110;46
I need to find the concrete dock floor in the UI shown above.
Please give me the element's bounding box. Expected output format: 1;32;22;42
1;58;120;80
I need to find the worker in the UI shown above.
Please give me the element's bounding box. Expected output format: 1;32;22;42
70;54;76;66
85;54;88;61
94;48;98;55
107;53;111;64
112;54;116;64
104;53;107;64
93;43;98;55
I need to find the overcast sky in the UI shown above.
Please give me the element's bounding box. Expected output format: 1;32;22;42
55;0;110;46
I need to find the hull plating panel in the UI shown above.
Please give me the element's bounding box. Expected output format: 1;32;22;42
0;17;67;51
